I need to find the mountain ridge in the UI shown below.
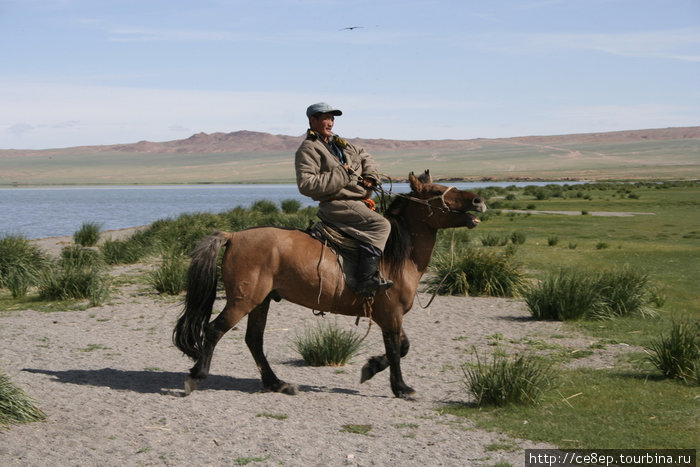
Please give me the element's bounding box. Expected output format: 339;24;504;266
2;126;699;157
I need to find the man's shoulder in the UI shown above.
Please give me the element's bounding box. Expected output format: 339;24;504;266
297;137;319;148
296;138;323;158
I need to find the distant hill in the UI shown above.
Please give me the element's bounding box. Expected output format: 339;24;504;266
1;127;699;185
3;126;700;156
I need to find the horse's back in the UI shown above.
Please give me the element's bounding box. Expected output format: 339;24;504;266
230;226;320;257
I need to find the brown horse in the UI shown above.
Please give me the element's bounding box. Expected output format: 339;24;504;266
173;170;487;398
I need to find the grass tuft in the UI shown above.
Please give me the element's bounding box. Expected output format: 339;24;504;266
293;322;363;366
426;247;525;297
510;230;527;245
280;199;302;214
645;320;699;383
462;350;554;407
0;372;46;426
150;253;188;295
73;222;101;247
481;233;509;247
0;234;49;298
523;267;657;321
340;424;373;435
38;246;110;306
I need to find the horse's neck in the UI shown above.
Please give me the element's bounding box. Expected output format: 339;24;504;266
408;224;438;275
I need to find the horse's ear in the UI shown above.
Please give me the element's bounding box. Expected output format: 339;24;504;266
417;170;432;184
408;172;423;192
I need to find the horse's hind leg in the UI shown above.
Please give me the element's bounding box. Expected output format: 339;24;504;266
245;296;298;395
360;328;410;385
185;303;248;394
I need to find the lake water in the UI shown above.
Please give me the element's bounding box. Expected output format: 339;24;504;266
0;182;578;239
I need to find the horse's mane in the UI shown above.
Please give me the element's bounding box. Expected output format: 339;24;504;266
382;195;413;277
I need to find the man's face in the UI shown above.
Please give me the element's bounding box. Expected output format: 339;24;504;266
309;113;335;140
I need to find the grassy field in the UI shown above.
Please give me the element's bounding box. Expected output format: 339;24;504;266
434;181;699;450
455;183;699;316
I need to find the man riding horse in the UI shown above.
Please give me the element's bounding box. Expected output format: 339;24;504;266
295;102;392;297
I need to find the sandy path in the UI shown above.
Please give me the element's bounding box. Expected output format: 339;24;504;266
1;235;637;466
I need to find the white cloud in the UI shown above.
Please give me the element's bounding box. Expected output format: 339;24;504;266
8;123;34;136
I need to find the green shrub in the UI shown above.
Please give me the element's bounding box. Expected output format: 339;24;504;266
100;238;147;265
524;267;656;321
426;247;525;297
481;233;509;247
524;269;602;320
510;230;527;245
547;235;559;246
463;351;554;406
589;267;654;319
250;199;279;214
504;244;518;257
99;206;318;266
0;234;49;298
39;246;110;306
281;199;302;214
533;189;549;200
60;245;103;268
646;321;699;383
293;322;363;366
596;242;609;250
73;222;101;247
146;212;221;256
150;254;188;295
0;372;45;426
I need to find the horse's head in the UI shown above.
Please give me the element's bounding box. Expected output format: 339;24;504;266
408;170;487;229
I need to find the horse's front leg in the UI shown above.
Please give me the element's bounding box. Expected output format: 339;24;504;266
384;329;415;398
360;328;409;384
367;328;414;398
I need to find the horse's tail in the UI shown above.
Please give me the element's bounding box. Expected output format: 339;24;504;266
173;231;230;361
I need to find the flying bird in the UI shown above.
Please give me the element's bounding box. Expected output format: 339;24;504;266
340;26;364;31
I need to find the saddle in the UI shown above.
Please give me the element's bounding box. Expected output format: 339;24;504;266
306;221;387;294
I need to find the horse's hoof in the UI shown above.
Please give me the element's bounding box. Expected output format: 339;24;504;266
279;383;298;395
264;381;298;395
394;386;417;399
184;376;198;395
360;364;375;383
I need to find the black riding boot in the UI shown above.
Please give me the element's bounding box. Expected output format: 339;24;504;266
354;250;393;297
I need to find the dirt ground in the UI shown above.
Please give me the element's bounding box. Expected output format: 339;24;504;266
0;232;638;466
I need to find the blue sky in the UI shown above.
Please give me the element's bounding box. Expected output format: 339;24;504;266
1;0;699;149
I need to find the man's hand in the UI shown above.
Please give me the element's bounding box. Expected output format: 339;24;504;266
360;177;376;189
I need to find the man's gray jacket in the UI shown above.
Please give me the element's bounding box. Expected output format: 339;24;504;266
295;132;390;251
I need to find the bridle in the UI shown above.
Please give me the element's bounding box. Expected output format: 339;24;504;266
374;183;463;216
